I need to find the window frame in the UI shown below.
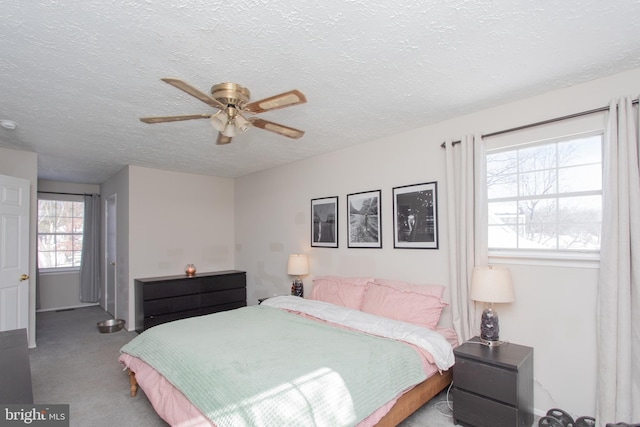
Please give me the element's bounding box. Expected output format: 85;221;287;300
37;196;85;272
483;113;605;267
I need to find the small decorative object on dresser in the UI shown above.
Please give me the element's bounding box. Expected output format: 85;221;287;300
287;254;309;297
452;336;533;427
185;264;196;276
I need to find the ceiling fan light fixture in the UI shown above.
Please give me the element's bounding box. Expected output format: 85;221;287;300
234;114;250;133
212;108;250;137
210;111;226;132
222;122;237;137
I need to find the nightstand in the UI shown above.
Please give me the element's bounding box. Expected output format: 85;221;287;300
452;336;533;427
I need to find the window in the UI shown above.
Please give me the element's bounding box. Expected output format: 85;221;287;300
485;113;605;261
487;133;602;253
38;199;84;269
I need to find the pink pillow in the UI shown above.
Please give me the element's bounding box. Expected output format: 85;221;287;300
372;278;445;299
361;283;447;329
309;276;372;309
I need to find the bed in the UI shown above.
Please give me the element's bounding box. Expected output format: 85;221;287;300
119;276;457;426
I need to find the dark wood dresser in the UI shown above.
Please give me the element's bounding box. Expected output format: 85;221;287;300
135;270;246;332
453;336;533;427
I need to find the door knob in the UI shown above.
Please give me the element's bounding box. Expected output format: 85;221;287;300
110;261;116;266
20;274;29;281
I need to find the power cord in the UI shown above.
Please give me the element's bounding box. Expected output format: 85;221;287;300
446;380;454;411
433;381;455;417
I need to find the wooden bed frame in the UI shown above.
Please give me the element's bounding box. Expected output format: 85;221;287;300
126;367;452;426
375;369;452;426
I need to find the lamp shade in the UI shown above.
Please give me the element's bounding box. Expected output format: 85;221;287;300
287;254;309;276
470;266;514;303
210;111;227;132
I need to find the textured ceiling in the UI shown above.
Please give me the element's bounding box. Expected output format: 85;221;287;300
1;1;639;184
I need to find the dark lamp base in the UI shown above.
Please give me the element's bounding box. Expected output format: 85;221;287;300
480;306;500;343
291;279;303;297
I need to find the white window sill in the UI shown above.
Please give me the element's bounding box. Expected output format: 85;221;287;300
38;268;81;275
489;250;600;269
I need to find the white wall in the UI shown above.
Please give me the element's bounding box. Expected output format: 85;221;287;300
100;165;236;332
37;272;89;311
127;165;235;330
235;67;640;418
0;147;38;348
37;179;100;311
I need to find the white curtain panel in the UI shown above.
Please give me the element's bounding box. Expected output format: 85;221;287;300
444;134;486;344
596;97;640;425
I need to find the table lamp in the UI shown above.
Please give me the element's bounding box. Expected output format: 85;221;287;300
470;265;514;346
287;254;309;297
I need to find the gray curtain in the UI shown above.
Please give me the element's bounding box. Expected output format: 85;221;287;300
80;194;101;303
596;96;640;425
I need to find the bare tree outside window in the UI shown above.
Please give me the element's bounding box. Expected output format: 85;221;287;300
487;134;602;252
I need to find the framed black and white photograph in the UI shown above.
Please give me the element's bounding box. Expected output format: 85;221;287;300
311;196;338;248
347;190;382;248
393;182;438;249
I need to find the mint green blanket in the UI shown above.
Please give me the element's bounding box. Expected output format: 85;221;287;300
121;306;426;427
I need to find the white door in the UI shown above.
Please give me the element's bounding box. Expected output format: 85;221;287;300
106;194;116;316
0;174;30;332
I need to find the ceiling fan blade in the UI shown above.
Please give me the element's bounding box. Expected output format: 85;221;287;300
161;78;226;110
244;90;307;114
249;118;305;139
140;114;211;124
216;133;233;145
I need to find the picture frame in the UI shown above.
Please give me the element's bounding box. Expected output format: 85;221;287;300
347;190;382;248
311;196;338;248
392;182;438;249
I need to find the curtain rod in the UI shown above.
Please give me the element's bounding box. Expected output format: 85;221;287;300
440;98;639;148
37;191;100;197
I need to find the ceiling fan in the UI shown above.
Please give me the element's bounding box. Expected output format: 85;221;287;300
140;78;307;145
